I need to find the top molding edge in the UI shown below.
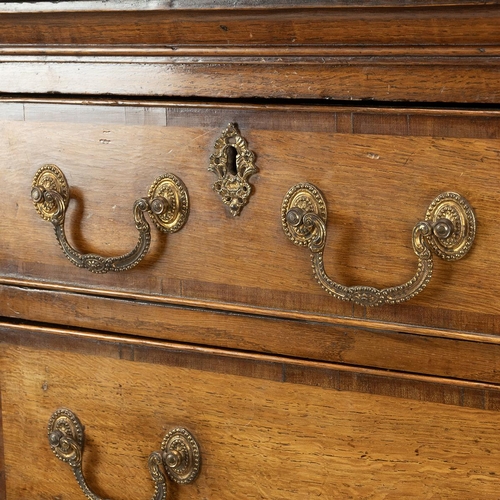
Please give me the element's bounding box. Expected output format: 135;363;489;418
1;0;500;13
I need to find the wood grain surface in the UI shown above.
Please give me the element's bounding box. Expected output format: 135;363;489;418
3;284;500;385
1;6;499;46
0;100;499;336
1;3;499;498
2;325;500;499
0;5;499;101
2;57;500;103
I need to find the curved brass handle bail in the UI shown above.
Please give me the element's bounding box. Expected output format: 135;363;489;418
47;408;201;500
31;164;189;273
282;183;476;307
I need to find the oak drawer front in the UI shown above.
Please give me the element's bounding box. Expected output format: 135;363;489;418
2;325;500;499
0;100;498;336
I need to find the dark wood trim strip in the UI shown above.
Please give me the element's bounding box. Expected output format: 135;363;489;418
4;96;500;140
4;97;500;117
1;45;500;58
1;279;498;346
1;322;500;411
2;284;500;384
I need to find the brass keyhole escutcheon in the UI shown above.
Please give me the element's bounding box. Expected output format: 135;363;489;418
208;123;258;216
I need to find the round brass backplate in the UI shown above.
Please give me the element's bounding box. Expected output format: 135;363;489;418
281;182;327;246
425;192;476;261
161;427;201;484
148;173;189;233
32;164;70;221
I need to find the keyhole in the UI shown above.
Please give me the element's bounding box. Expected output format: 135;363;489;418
226;145;238;176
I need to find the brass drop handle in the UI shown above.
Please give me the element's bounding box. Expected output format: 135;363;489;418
48;408;201;500
281;183;476;307
31;164;189;273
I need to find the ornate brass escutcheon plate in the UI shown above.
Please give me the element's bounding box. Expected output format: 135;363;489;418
424;191;475;261
31;163;70;221
161;427;201;484
147;173;189;233
208;123;258;216
281;182;327;248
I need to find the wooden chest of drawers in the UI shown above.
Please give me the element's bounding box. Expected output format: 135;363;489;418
1;2;500;498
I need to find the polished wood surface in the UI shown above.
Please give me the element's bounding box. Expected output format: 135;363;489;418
2;325;500;499
1;2;499;498
4;322;500;410
0;4;499;101
0;100;498;335
4;284;500;385
2;6;499;46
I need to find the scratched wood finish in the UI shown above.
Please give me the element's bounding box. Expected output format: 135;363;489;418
1;326;500;499
0;5;499;102
2;57;500;103
0;100;499;336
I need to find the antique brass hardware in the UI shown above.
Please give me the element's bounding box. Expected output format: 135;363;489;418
209;123;258;216
281;183;476;307
47;408;201;500
31;164;189;273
